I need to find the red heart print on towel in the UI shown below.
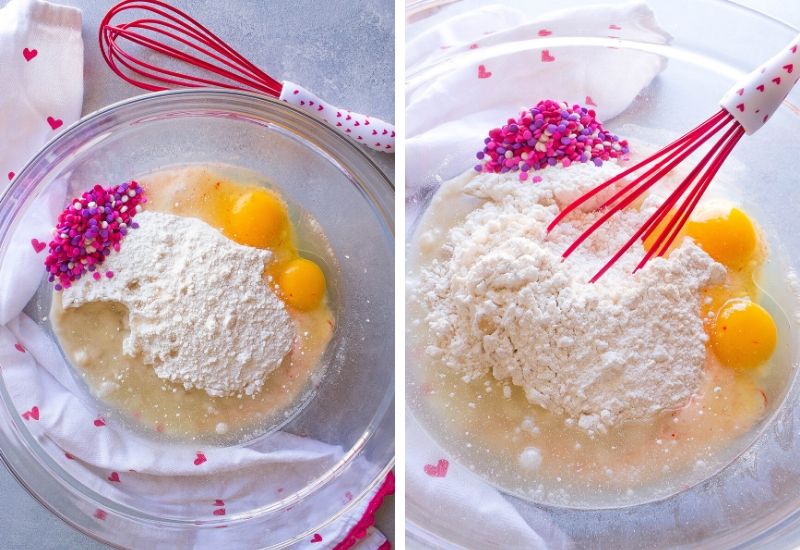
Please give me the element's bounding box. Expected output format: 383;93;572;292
47;117;63;130
757;84;765;92
21;406;39;421
541;50;555;62
107;472;120;482
772;77;781;85
477;64;492;79
736;103;745;112
585;96;598;107
538;29;552;37
7;172;13;181
736;88;744;96
94;509;107;520
22;48;37;61
310;534;323;543
94;417;106;427
194;451;207;465
31;239;46;253
424;458;449;477
14;343;25;353
785;64;794;74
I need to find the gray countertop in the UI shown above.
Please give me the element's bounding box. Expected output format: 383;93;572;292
0;0;394;548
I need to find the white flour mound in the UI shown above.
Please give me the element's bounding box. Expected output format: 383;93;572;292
63;210;295;397
414;163;726;434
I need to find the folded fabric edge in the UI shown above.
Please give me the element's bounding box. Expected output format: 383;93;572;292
27;0;82;28
334;470;395;550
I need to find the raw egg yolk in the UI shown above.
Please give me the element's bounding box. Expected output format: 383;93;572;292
642;209;686;254
278;258;326;311
712;299;777;369
224;189;288;248
685;208;756;270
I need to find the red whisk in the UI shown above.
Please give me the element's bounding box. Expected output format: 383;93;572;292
99;0;395;153
548;34;800;282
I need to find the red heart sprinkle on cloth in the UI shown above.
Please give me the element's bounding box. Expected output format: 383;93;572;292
541;50;556;62
310;534;323;543
107;472;120;482
424;458;449;477
21;406;39;421
94;418;106;427
46;116;63;130
194;451;207;466
213;508;226;516
477;64;492;79
22;48;37;61
31;239;45;253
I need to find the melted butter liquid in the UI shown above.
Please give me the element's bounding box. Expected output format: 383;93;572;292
50;165;336;444
407;171;796;508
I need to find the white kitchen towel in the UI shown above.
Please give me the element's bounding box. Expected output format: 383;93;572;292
405;1;671;191
0;1;390;548
405;2;669;546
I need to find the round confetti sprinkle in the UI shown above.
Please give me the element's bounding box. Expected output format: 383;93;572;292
45;182;146;290
474;99;629;180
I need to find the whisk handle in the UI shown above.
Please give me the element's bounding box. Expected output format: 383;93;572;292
721;34;800;134
279;81;395;153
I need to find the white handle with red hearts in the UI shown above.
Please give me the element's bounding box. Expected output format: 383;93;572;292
721;34;800;134
279;81;395;153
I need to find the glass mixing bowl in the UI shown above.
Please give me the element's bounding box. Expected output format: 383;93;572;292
406;0;800;547
0;89;394;547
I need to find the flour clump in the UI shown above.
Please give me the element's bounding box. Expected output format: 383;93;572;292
62;210;296;397
414;163;726;434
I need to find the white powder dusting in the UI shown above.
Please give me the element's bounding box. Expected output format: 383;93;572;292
413;163;726;434
62;210;296;397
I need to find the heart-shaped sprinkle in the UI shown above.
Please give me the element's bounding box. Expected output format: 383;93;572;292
469;43;478;49
300;100;305;106
345;128;351;133
309;101;314;106
14;343;25;353
372;129;378;135
538;29;552;37
7;172;14;181
477;64;492;79
213;499;224;506
310;534;322;543
94;418;106;427
47;116;63;130
424;458;449;477
585;95;598;107
756;84;765;92
94;509;107;520
213;508;226;516
736;103;745;112
107;472;120;482
22;406;39;421
22;48;37;61
317;105;323;111
194;451;207;466
382;129;388;135
357;136;363;140
736;88;744;96
773;77;781;85
541;50;555;62
354;121;360;126
65;452;75;460
292;89;299;95
793;45;798;54
336;111;342;118
364;120;370;125
31;238;46;253
390;131;396;138
345;114;352;121
784;63;794;74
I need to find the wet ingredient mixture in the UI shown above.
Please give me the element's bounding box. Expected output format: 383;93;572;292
408;140;786;507
51;166;336;441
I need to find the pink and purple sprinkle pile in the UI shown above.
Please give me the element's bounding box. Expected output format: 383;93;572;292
45;181;146;291
474;99;630;181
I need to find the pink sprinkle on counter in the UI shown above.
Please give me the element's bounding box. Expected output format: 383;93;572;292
474;99;629;180
45;181;146;290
